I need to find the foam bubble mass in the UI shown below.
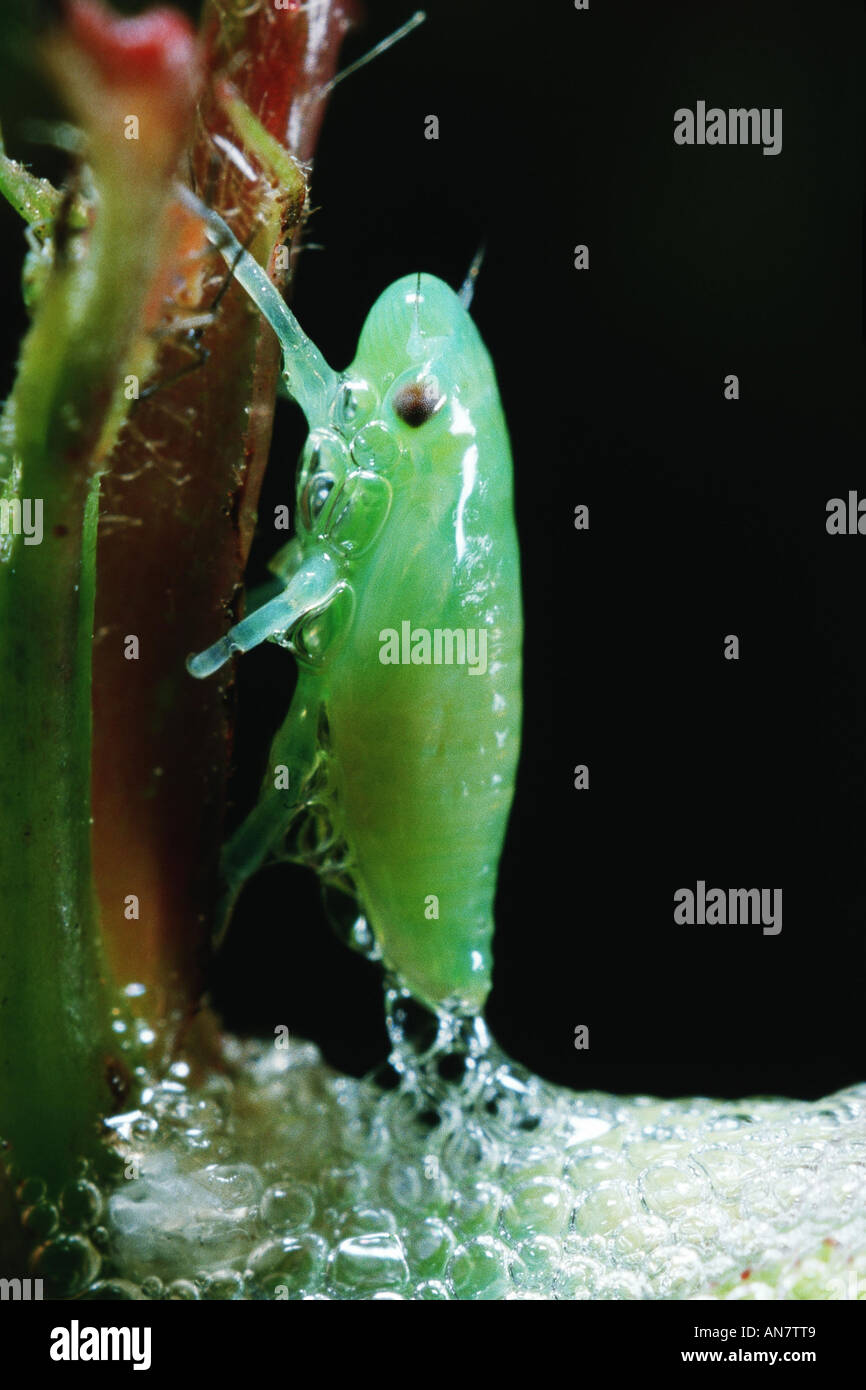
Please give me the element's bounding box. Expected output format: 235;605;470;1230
5;1003;866;1300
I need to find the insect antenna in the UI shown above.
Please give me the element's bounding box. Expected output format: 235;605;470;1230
458;242;486;310
321;11;426;97
404;269;425;359
175;182;338;424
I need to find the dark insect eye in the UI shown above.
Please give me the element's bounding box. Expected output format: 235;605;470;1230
392;378;444;427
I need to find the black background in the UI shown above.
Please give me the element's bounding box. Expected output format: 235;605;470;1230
2;0;866;1099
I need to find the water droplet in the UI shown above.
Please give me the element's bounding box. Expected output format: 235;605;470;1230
639;1161;710;1217
333;378;377;432
289;583;354;665
336;1207;398;1238
200;1269;245;1300
191;1163;262;1210
60;1178;103;1230
403;1216;456;1279
385;987;441;1060
350;421;401;472
510;1235;562;1291
22;1200;59;1240
415;1278;451;1299
261;1182;316;1234
500;1178;573;1241
574;1181;633;1237
248;1233;326;1296
449;1180;504;1238
16;1176;46;1206
329;1233;409;1293
327;470;392;556
448;1236;515;1300
167;1280;200;1300
30;1233;100;1296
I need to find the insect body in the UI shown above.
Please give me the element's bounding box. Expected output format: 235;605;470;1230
186;194;522;1015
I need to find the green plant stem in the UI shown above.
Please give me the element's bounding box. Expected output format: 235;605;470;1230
0;474;113;1190
0;179;162;1190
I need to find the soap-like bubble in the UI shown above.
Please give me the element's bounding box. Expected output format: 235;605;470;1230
5;1021;866;1300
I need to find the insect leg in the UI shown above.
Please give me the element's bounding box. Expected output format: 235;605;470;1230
215;677;321;944
240;539;304;616
187;549;341;678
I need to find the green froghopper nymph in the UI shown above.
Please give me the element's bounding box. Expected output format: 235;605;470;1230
185;189;522;1016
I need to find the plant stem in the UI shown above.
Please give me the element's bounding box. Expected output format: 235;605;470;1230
0;467;115;1190
0;170;178;1188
